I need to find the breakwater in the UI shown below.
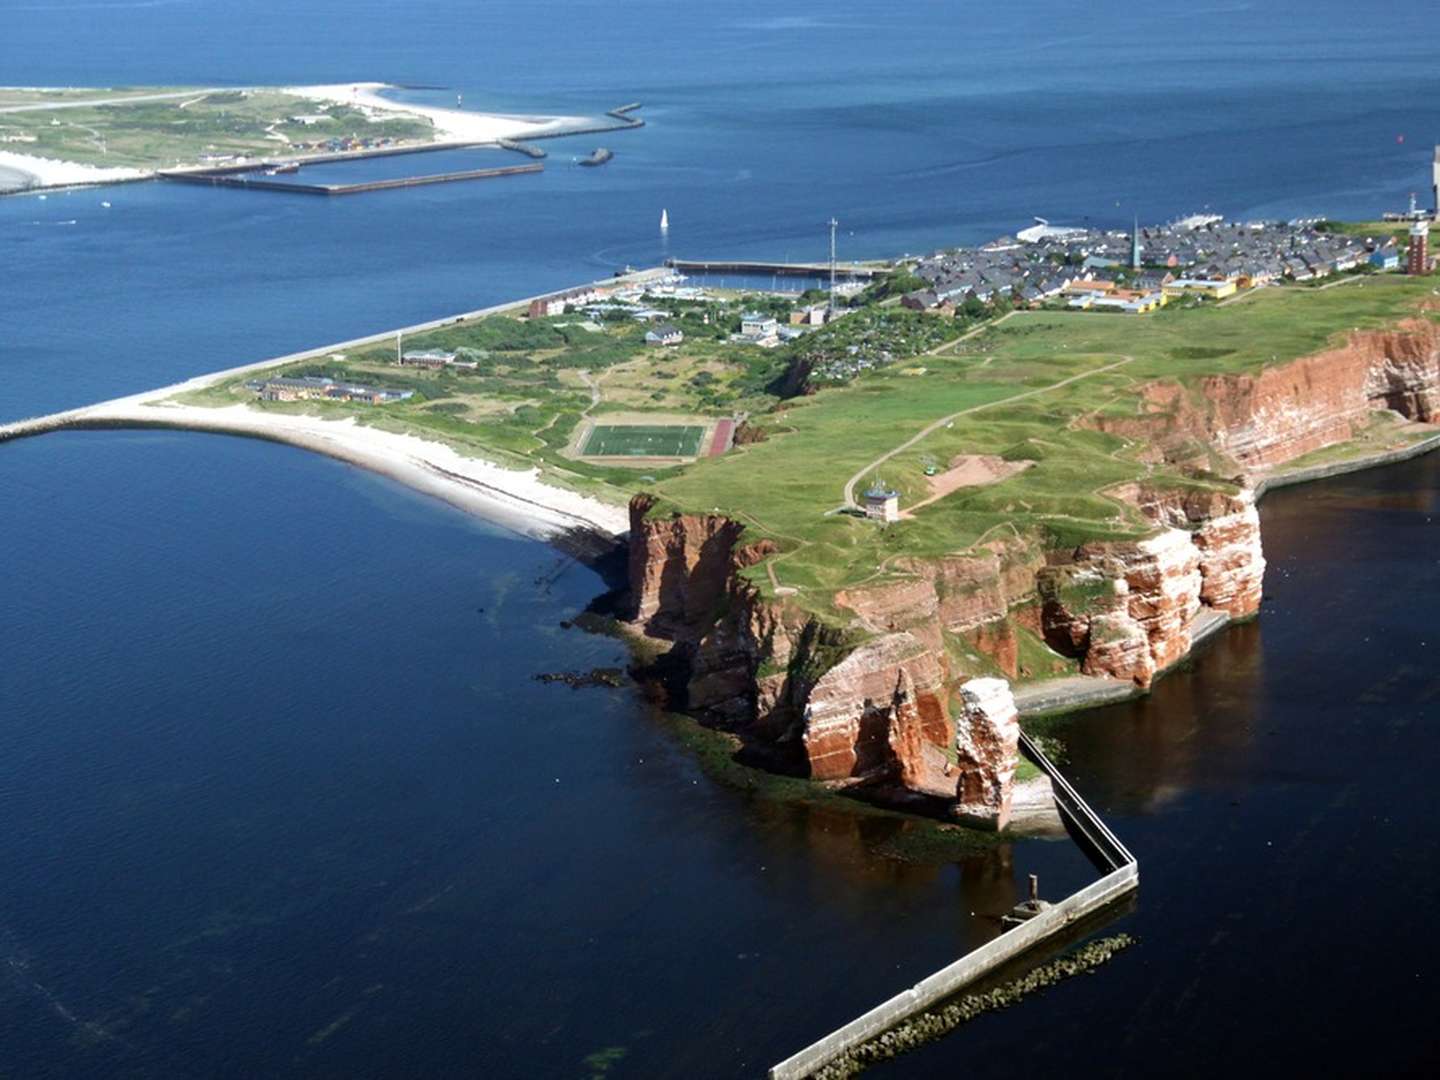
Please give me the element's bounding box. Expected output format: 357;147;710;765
496;137;547;159
164;162;542;196
811;934;1137;1079
156;102;645;197
667;258;882;278
768;731;1138;1080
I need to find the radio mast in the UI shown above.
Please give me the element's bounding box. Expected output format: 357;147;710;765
828;217;839;312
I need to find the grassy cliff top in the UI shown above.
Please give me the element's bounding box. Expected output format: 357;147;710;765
650;274;1440;614
169;257;1437;625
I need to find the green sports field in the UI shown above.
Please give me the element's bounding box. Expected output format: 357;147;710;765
583;424;706;457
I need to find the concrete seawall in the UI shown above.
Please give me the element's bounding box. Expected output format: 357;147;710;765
1255;431;1440;494
768;732;1137;1079
165;162;542;196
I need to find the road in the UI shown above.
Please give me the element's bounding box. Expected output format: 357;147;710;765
0;89;235;114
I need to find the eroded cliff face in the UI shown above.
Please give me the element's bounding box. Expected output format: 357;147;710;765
626;500;1028;825
1087;319;1440;469
1037;487;1265;686
624;319;1439;815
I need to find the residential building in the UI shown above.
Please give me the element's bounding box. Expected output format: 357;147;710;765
645;324;684;346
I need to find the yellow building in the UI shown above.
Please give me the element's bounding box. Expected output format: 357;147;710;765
1162;278;1238;300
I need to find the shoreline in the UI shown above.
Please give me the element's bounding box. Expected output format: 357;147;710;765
0;82;589;195
45;404;630;543
0;267;672;545
7;257;1440;713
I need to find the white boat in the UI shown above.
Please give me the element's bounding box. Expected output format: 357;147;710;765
660;208;669;231
100;200;111;208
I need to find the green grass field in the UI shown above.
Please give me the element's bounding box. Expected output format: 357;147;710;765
0;87;434;169
584;424;706;457
648;273;1440;614
169;259;1440;630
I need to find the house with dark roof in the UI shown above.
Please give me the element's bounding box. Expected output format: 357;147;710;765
644;324;684;346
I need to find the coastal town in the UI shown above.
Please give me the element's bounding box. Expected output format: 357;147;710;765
899;213;1429;316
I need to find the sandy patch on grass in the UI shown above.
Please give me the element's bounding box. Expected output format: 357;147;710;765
904;454;1033;515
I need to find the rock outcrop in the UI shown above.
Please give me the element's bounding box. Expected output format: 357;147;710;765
953;678;1021;831
1038;485;1266;686
628;494;747;632
801;632;949;784
1038;527;1202;687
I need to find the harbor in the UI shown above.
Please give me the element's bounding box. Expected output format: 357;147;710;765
162;160;542;196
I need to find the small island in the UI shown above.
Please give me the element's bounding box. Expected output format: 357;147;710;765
0;82;633;194
3;212;1438;832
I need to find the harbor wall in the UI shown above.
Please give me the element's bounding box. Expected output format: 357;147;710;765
767;732;1137;1080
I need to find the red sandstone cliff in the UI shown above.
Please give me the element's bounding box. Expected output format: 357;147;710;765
1037;487;1265;686
1088;319;1440;469
624;318;1439;819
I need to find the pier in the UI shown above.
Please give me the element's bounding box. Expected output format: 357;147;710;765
163;161;542;196
768;732;1138;1079
666;258;883;279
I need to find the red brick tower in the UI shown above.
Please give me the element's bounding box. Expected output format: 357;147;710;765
1408;220;1429;275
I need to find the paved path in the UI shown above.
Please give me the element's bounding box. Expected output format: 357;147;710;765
922;308;1021;356
840;354;1135;510
0;89;232;114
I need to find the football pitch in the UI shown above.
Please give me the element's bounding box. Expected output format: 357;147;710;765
583;424;706;457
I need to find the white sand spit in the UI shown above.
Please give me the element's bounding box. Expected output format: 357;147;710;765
0;149;147;189
87;399;630;539
284;82;581;143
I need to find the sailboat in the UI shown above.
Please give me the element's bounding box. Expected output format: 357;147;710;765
660;208;669;231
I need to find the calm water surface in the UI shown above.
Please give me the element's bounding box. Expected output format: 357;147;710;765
4;1;1440;1076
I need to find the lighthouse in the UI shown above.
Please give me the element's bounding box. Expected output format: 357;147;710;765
1409;219;1430;276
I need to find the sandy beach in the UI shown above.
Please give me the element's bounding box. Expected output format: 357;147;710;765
284;82;583;143
0;270;675;542
0;149;146;192
76;398;632;541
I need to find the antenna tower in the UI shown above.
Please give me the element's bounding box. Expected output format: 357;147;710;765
828;217;839;311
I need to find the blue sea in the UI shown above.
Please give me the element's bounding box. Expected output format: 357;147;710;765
3;2;1439;1075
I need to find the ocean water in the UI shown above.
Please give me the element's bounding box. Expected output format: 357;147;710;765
3;1;1440;1076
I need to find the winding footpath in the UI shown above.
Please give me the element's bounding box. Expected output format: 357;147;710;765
840;354;1135;510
